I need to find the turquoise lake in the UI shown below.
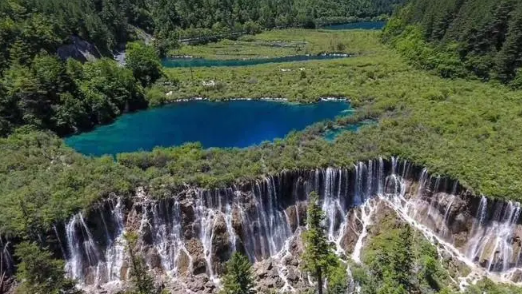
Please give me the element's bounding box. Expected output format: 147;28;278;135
323;21;386;30
66;100;350;156
162;54;348;68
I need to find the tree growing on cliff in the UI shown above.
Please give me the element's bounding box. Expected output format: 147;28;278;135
14;241;79;294
220;252;255;294
124;232;156;294
302;192;343;294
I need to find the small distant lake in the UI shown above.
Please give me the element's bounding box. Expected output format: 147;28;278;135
162;54;349;68
323;21;386;30
66;100;351;156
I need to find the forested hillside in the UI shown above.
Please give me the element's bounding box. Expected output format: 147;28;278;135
0;0;403;65
383;0;522;88
0;41;163;136
0;0;402;137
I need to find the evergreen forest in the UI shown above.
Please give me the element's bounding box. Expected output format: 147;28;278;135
383;0;522;88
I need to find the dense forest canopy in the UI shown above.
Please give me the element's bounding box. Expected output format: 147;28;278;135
383;0;522;88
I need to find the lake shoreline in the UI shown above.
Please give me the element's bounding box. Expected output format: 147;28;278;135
66;99;351;156
166;52;351;60
164;96;349;103
162;52;351;67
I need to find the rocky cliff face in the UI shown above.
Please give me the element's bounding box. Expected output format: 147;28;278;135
57;36;101;62
3;157;522;293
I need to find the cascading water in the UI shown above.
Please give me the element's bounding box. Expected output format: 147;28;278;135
100;198;127;286
0;236;13;277
351;199;377;264
465;201;521;272
466;197;490;262
65;198;127;288
56;157;522;293
66;213;100;282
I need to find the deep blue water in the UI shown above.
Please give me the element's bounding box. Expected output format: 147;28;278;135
323;21;386;30
66;100;350;156
162;54;348;68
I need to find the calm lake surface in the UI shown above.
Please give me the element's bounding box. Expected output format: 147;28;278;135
66;100;350;156
323;21;386;30
162;54;348;68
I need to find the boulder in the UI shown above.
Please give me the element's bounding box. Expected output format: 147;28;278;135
186;239;207;275
285;205;299;231
231;207;243;237
146;248;163;270
211;214;231;274
177;249;192;275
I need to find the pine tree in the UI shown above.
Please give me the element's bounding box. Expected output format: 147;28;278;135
302;192;341;294
9;39;31;66
220;252;255;294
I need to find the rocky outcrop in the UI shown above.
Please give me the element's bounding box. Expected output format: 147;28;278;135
57;36;101;62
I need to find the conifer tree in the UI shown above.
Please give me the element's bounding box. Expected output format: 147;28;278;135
220;252;255;294
302;192;342;294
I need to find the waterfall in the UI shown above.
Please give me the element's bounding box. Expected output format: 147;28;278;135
101;198;127;285
55;157;522;293
224;203;237;253
352;199;377;264
66;213;99;282
0;236;13;276
466;197;489;260
323;167;340;240
377;157;384;195
381;163;522;285
354;162;365;205
195;191;219;282
65;198;127;287
465;201;521;272
440;194;455;238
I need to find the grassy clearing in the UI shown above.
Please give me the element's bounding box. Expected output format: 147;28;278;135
163;31;397;102
169;29;385;59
